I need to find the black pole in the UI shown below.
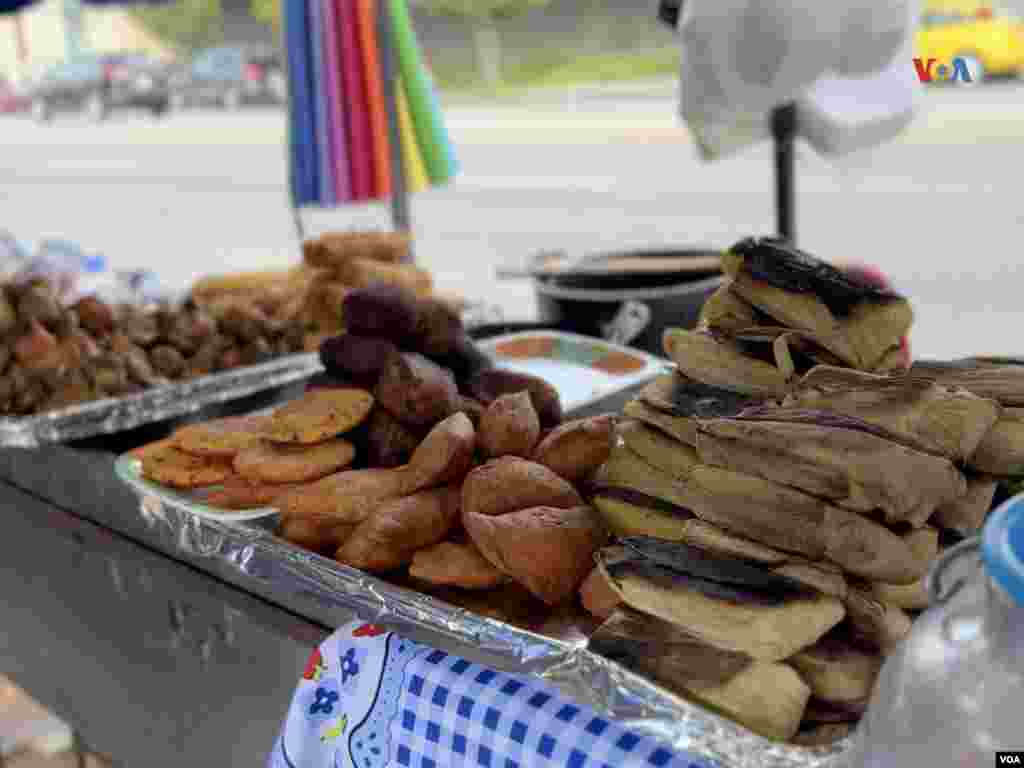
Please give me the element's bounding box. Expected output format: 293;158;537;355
771;102;797;244
376;0;414;263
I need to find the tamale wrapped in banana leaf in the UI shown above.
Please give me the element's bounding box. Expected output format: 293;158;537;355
626;373;760;446
791;366;1001;461
663;329;792;398
790;630;883;704
911;358;1024;406
595;546;844;663
694;412;966;527
843;587;913;654
969;408;1024;475
591;604;813;744
722;237;913;371
931;474;997;535
683;466;927;584
622;400;698;446
697;282;760;334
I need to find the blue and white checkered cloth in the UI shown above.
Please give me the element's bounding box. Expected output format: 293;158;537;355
269;621;719;768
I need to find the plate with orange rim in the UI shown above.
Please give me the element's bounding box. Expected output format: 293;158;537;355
477;330;669;414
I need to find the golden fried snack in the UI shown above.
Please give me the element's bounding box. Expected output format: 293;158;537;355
203;477;307;509
265;389;374;444
171;414;273;459
234;438;356;484
304;231;412;269
409;540;509;590
336;485;461;572
334;258;432;297
132;438;235;489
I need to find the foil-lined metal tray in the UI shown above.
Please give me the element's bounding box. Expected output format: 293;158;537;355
117;462;848;768
0;353;324;448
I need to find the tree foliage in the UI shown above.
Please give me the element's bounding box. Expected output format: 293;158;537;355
133;0;225;53
251;0;282;38
414;0;551;20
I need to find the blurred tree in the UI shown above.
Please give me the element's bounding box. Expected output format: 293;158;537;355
133;0;226;52
251;0;282;40
415;0;552;87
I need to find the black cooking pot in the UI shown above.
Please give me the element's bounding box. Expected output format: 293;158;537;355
532;248;724;356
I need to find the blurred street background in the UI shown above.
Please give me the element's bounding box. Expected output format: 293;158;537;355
3;82;1024;360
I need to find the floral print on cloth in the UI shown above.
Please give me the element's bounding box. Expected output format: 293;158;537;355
268;621;718;768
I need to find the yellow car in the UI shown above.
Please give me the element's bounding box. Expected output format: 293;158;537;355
916;1;1024;80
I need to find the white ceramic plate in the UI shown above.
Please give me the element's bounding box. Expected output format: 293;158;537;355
477;330;669;414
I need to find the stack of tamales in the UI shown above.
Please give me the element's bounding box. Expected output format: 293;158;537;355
584;237;1024;745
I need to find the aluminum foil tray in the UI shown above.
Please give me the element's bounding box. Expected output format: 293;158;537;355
117;462;848;768
0;353;324;448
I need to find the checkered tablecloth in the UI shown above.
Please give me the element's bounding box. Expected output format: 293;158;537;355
269;621;718;768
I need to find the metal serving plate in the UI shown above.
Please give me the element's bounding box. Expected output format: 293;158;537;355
0;353;324;448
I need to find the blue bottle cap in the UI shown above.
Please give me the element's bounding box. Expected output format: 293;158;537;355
982;492;1024;605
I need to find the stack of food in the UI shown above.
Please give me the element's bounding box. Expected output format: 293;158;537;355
134;282;617;627
189;231;446;350
581;237;1024;745
0;278;306;416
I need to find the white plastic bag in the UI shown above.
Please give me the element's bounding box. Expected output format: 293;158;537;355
676;0;918;160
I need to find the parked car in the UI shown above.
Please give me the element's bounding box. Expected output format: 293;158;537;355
0;76;29;115
29;53;171;123
916;1;1024;80
169;45;286;110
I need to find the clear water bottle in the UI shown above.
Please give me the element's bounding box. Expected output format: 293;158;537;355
844;495;1024;767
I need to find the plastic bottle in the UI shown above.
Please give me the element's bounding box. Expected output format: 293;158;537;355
844;495;1024;767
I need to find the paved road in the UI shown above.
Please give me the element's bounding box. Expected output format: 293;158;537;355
2;84;1023;359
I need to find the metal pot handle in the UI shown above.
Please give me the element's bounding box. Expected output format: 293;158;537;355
602;301;652;347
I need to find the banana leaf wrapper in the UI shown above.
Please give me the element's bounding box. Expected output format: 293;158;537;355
596;546;844;662
791;366;1001;461
695;413;967;527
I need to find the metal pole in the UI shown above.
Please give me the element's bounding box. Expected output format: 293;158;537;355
771;102;797;244
376;0;414;263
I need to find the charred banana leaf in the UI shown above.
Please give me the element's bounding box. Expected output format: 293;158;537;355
791;723;854;747
589;607;753;690
803;697;869;724
663;329;792;398
725;237;913;370
596;548;845;662
790;631;883;703
619;536;808;596
911;359;1024;406
792;366;1001;461
639;373;758;420
684;466;926;584
931;474;997;535
970;408;1024;475
695;415;966;527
